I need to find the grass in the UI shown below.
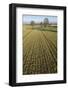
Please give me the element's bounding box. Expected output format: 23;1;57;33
23;24;57;75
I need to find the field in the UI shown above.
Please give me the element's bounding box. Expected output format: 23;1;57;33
23;24;57;75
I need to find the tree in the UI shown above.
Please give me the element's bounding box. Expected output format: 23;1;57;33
44;18;49;27
31;21;35;29
40;22;43;29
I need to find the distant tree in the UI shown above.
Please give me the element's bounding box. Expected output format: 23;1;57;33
43;18;49;27
40;22;43;29
31;21;35;29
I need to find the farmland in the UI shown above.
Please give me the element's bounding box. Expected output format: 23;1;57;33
23;24;57;75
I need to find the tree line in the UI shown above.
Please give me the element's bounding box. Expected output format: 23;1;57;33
31;18;49;29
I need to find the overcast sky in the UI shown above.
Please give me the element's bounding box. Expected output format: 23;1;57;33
23;15;57;24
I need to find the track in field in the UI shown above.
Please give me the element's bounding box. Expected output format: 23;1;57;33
23;29;57;75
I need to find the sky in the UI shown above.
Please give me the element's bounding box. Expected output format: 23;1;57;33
23;15;57;24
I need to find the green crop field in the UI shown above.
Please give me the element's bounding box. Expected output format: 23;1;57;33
23;24;57;75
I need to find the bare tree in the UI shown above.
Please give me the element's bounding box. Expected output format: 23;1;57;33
31;21;35;29
44;18;49;27
40;22;43;29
